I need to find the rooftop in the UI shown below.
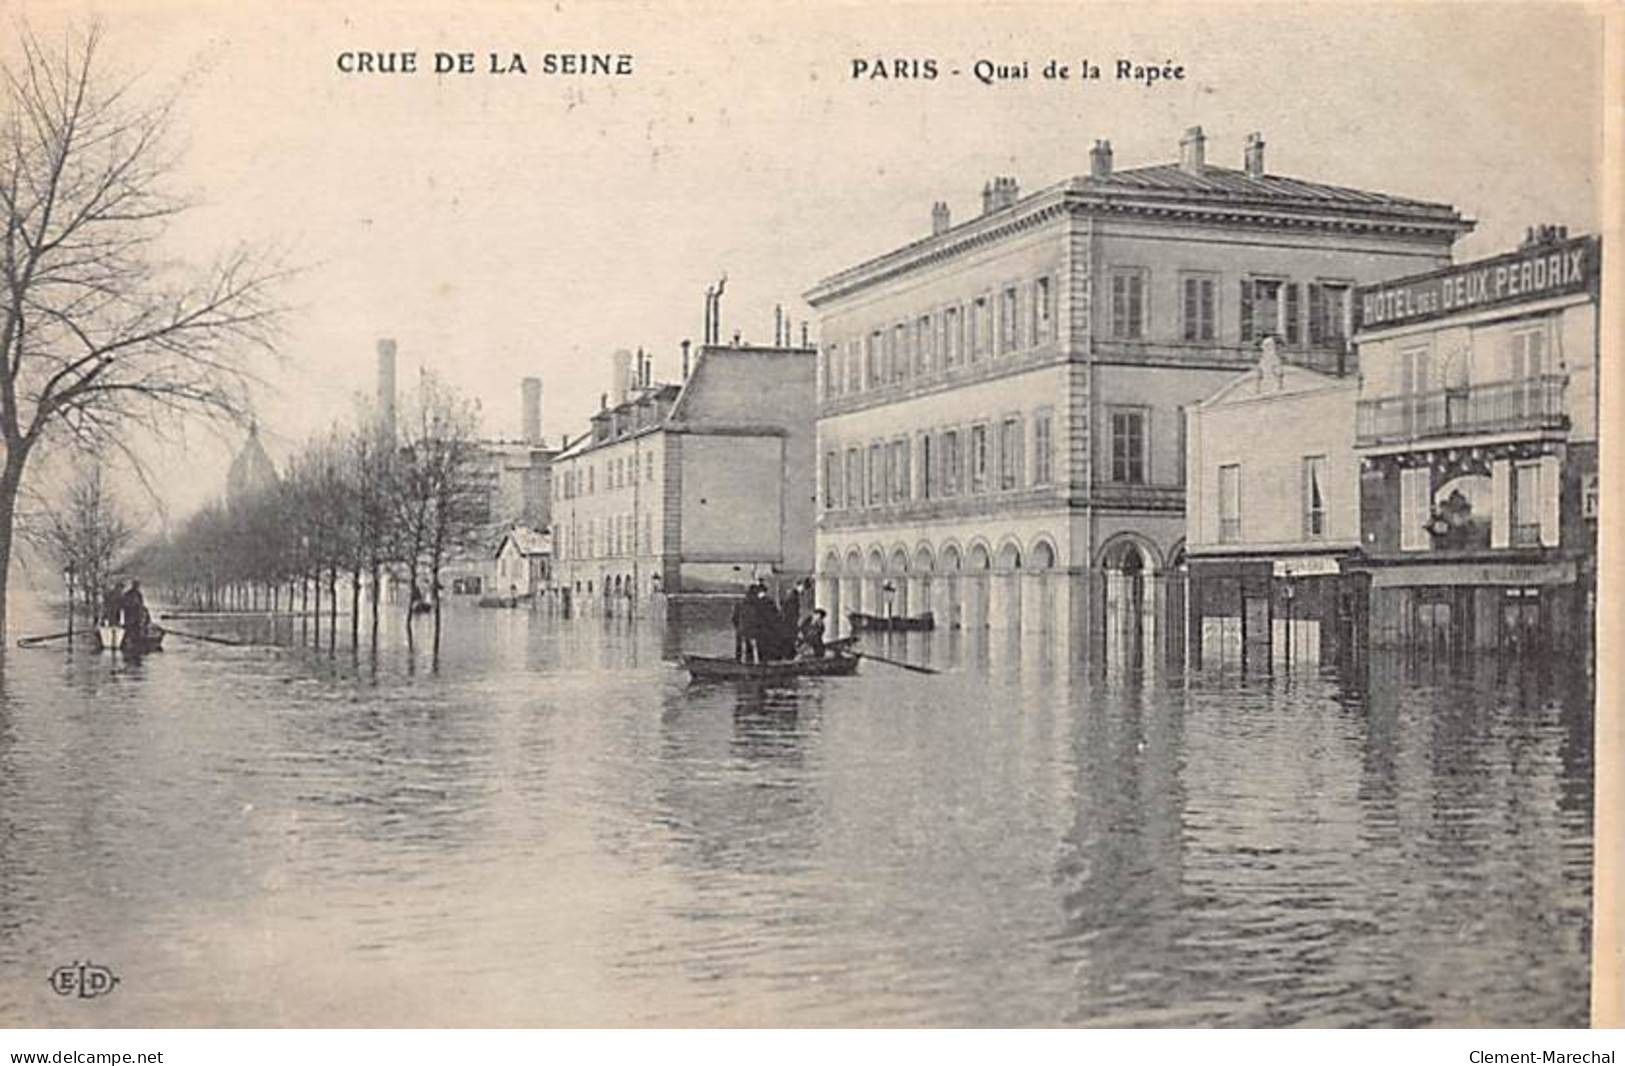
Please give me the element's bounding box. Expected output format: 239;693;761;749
806;129;1472;304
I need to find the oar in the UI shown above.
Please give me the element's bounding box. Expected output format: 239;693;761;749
16;630;72;647
162;627;247;647
855;651;939;675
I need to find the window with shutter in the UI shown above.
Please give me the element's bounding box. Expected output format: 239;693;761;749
1034;276;1054;344
1240;279;1254;342
1219;464;1241;543
1303;455;1327;538
1111;269;1145;339
1491;459;1510;548
921;433;935;499
1033;412;1053;486
1109;408;1147;484
1513;461;1541;546
1539;455;1560;547
1401;467;1431;551
1285;283;1301;345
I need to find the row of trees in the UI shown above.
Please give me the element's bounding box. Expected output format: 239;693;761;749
139;374;491;661
0;23;286;643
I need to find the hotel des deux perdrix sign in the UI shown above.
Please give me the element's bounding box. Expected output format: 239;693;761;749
1357;234;1599;331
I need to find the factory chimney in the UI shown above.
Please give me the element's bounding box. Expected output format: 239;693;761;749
376;338;397;441
521;376;542;444
681;339;691;380
612;349;633;405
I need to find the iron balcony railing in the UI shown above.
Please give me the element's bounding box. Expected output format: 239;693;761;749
1356;375;1569;446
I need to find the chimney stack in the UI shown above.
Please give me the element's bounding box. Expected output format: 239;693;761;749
521;376;542;444
1180;125;1206;175
1090;139;1114;179
376;338;397;441
1244;131;1265;179
681;339;691;379
931;201;951;235
981;176;1019;214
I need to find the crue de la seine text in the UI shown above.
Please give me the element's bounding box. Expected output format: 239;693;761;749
335;51;634;76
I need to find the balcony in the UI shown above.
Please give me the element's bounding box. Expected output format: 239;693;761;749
1356;376;1569;448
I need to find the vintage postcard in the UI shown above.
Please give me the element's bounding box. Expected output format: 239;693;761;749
0;0;1618;1040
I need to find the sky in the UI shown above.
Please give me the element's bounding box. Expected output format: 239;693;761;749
9;0;1608;523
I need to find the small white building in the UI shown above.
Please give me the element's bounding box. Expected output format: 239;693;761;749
1184;339;1363;669
494;527;551;603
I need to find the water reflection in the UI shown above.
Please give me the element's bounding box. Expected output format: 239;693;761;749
0;595;1593;1026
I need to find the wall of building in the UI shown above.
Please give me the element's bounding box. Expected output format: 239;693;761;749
679;433;786;563
1186;371;1360;552
549;428;668;603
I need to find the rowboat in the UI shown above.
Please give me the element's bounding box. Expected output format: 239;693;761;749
681;652;859;682
848;610;935;632
94;625;165;655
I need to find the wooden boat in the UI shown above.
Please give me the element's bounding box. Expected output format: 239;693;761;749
848;610;935;632
681;651;859;682
94;625;165;655
122;627;165;655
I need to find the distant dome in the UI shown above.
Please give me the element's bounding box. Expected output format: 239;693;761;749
226;423;279;505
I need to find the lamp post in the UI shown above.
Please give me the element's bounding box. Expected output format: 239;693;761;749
1281;564;1296;670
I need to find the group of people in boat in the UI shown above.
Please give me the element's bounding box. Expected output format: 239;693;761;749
731;578;831;663
99;578;153;642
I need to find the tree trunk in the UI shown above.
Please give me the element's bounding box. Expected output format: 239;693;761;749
369;559;381;657
430;552;443;668
350;568;361;654
328;566;337;655
0;460;25;646
404;562;417;655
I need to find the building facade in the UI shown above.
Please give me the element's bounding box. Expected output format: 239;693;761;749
806;127;1470;663
548;344;816;611
494;527;551;603
1347;230;1600;655
1184;340;1364;670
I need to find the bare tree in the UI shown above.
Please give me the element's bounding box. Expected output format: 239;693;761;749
27;460;134;624
344;398;397;657
0;23;285;639
395;372;485;665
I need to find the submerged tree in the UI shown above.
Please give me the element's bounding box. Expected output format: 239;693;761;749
0;23;285;640
27;461;134;622
395;372;485;665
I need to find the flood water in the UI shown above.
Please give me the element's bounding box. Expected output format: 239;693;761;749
0;596;1594;1027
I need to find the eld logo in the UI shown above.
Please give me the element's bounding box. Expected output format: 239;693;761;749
46;960;120;999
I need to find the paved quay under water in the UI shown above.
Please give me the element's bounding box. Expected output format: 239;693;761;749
0;599;1594;1026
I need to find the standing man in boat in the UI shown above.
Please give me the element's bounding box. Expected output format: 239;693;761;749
731;588;749;661
119;580;147;640
101;579;125;627
780;582;802;645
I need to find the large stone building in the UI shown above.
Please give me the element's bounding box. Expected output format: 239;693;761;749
548;343;816;611
805;126;1471;664
1347;229;1600;655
